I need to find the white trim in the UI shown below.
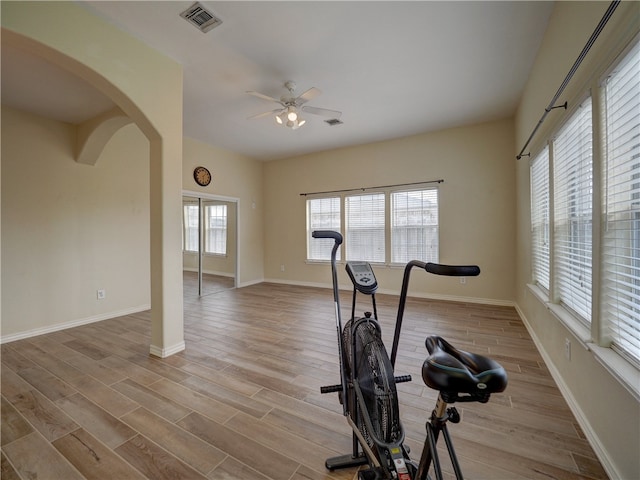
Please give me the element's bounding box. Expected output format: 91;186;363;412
0;304;150;344
236;278;264;288
182;267;234;278
526;283;639;399
182;190;239;204
527;284;592;345
182;190;240;289
589;344;640;403
263;278;513;307
149;341;186;358
515;303;621;480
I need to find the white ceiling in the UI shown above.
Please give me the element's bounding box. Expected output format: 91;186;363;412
1;1;554;161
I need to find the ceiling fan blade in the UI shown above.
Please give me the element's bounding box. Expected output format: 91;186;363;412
247;108;283;120
296;87;321;104
301;105;342;118
247;90;281;104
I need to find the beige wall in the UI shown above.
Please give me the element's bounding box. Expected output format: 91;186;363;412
2;1;185;356
264;118;516;304
182;137;264;286
514;2;640;479
1;107;150;338
0;112;266;339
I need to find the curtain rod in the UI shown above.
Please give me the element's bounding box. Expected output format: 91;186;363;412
299;179;444;197
516;0;620;160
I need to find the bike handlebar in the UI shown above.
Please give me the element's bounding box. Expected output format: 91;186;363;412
390;260;481;368
312;230;343;245
425;262;480;277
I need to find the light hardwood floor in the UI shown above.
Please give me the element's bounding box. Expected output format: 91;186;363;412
1;282;608;479
183;271;236;298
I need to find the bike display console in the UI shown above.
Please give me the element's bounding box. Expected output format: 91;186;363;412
345;261;378;295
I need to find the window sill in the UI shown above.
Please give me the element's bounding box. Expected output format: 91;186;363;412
589;344;640;402
527;284;591;346
527;283;549;305
547;303;592;347
526;284;639;402
305;259;334;265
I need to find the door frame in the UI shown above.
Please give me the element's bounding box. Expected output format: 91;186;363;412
182;190;240;291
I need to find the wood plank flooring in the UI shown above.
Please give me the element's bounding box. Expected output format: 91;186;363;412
183;271;236;299
1;282;608;479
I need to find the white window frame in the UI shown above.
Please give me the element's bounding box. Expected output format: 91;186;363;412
345;192;386;263
530;146;551;292
305;186;440;264
306;196;341;261
391;188;439;264
183;203;200;253
182;201;228;256
527;35;640;396
552;98;593;325
600;38;640;367
204;204;227;256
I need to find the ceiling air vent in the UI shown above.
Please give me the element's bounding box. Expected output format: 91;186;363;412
180;2;222;33
325;118;343;126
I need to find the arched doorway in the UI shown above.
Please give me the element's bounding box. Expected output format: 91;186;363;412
2;2;185;357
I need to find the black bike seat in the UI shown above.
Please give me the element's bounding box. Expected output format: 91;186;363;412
422;336;507;396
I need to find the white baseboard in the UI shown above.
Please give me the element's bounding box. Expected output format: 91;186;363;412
514;304;619;480
263;277;514;307
0;304;151;344
183;268;234;278
149;341;186;358
237;278;264;288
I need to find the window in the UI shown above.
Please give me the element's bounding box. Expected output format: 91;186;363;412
307;197;341;261
205;204;227;255
527;37;640;376
346;193;385;262
602;40;640;364
391;189;439;263
182;202;228;255
306;187;439;263
553;99;593;323
531;147;550;291
183;204;199;252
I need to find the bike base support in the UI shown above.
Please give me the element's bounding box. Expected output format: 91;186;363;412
326;453;369;471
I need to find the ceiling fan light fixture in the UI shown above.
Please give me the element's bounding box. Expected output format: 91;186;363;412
249;82;337;130
291;116;306;130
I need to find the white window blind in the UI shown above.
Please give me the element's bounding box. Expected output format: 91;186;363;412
391;189;439;263
553;99;593;323
182;203;227;255
307;197;341;260
205;204;227;255
602;40;640;364
531;147;550;291
183;204;199;252
346;193;385;262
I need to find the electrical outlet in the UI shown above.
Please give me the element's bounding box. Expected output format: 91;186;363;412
280;264;285;272
97;289;106;300
564;338;571;360
459;277;466;285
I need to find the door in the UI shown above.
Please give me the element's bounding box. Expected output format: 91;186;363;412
182;194;238;297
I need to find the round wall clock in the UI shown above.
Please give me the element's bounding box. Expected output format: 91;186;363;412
193;166;212;186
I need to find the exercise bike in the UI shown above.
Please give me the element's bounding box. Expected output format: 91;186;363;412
313;230;507;480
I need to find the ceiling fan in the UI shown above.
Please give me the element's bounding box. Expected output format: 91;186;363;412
247;81;342;129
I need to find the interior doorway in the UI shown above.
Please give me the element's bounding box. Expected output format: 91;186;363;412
182;191;238;297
